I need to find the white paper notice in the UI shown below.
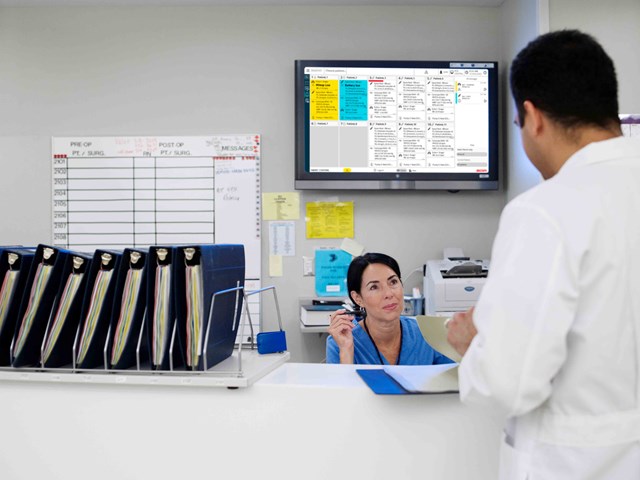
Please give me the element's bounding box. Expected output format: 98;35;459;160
269;221;295;256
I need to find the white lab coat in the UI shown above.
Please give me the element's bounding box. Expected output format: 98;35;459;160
460;136;640;479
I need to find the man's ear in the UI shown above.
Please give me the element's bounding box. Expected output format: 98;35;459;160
523;100;544;136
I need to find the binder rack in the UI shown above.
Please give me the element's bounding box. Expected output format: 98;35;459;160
0;285;289;388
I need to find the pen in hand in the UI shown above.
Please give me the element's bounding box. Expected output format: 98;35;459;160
341;304;357;315
341;303;367;318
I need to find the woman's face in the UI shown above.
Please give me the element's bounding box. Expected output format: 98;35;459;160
352;263;404;322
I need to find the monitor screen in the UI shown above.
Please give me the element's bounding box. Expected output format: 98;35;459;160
295;60;499;191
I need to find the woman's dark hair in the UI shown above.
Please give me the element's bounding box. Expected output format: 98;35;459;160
510;29;619;130
347;252;402;306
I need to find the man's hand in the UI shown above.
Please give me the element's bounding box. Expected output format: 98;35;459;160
446;306;478;357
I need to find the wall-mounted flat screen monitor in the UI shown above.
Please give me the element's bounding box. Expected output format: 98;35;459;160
295;60;499;191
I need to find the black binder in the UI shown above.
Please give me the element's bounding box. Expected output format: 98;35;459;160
41;252;92;368
108;248;149;370
147;246;178;370
0;248;36;366
173;244;245;371
11;245;71;367
74;250;121;369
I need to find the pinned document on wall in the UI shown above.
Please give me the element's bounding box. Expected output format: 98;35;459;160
305;201;354;239
340;237;365;257
269;254;283;277
315;248;352;297
262;192;300;220
268;221;294;278
269;221;295;257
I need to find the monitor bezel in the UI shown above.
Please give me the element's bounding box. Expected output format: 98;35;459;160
294;59;500;191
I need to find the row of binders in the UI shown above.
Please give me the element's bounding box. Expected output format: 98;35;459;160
0;243;246;371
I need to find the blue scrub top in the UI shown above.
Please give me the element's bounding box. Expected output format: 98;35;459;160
326;316;454;365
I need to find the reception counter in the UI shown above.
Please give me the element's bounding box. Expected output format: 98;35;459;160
0;359;501;479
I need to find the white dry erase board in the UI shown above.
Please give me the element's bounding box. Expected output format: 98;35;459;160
51;134;261;343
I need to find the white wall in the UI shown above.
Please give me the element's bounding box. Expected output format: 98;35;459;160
500;0;640;203
550;0;640;114
0;5;505;363
500;0;546;202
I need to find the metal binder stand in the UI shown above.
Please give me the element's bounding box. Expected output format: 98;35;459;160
135;283;249;374
202;284;246;372
250;286;287;354
140;282;286;377
135;309;148;371
0;285;289;387
39;294;59;368
193;284;285;375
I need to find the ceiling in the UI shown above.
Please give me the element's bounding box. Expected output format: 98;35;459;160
0;0;505;7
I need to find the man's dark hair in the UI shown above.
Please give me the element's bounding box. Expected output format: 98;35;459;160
347;252;402;306
510;29;619;130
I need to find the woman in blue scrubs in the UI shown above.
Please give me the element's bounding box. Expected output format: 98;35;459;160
326;252;453;365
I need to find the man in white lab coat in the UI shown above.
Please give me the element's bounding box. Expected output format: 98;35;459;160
447;30;640;479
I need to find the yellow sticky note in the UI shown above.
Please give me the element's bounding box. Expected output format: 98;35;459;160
269;254;283;277
305;201;354;239
262;192;300;220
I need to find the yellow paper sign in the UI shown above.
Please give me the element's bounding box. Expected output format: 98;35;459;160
305;201;354;239
262;192;300;220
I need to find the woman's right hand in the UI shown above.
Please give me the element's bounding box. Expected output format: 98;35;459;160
327;309;355;364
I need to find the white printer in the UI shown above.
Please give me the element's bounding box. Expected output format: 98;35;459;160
424;248;490;315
